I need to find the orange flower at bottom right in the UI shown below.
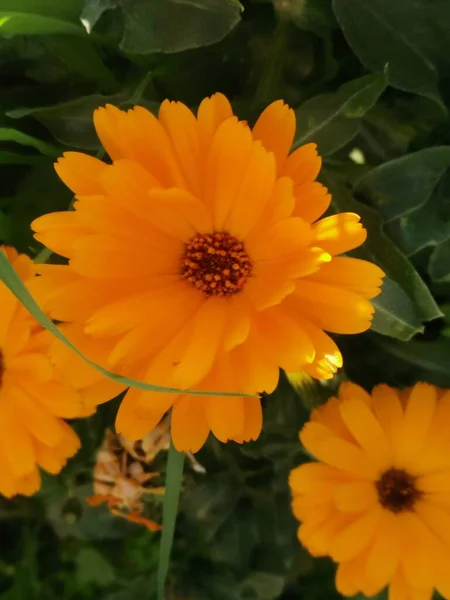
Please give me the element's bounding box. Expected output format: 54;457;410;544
289;381;450;600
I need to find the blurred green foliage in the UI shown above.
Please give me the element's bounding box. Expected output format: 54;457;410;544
2;0;450;598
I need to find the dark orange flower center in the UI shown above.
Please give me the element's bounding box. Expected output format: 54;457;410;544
376;468;421;513
181;232;252;296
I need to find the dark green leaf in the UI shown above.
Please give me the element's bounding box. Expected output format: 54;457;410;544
332;0;445;108
81;0;117;32
294;71;387;155
291;0;336;38
429;240;450;283
355;146;450;222
8;94;125;150
75;548;115;587
0;0;84;20
239;572;285;600
0;127;60;156
371;277;424;340
43;36;117;89
0;12;85;36
102;0;242;54
157;444;185;600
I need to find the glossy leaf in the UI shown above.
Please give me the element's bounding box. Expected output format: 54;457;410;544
295;71;387;155
332;0;445;108
0;127;60;156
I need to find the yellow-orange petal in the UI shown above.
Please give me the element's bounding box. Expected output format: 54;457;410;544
197;92;233;151
299;319;343;380
300;422;377;479
115;386;175;441
223;140;276;239
128;106;188;187
93;104;128;160
306;256;385;299
282;143;321;183
206;395;245;443
365;510;401;591
204;117;252;225
312;213;367;255
292;280;374;334
334;481;378;513
31;211;91;258
252;100;296;171
240;397;263;442
339;398;392;471
171;395;210;452
54;152;107;195
252;306;315;372
159;100;201;196
395;383;437;469
329;506;382;562
0;403;35;477
293;181;332;224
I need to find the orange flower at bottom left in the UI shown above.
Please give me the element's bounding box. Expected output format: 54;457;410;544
0;247;123;498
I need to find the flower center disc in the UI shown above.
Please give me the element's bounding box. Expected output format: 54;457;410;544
181;232;252;296
376;468;421;513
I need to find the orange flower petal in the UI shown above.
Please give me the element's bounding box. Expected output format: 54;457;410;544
312;213;367;255
171;395;210;452
54;152;106;195
252;100;296;171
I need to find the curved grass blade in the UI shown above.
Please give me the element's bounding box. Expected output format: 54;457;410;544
0;251;258;399
157;443;185;600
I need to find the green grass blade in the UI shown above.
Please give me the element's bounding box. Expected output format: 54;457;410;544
158;443;185;600
0;251;258;399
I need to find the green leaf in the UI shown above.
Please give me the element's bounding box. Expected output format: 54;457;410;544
324;170;442;339
291;0;336;38
86;0;243;54
239;572;285;600
0;128;60;157
355;146;450;222
0;12;85;36
371;277;424;340
332;0;445;108
75;548;115;587
7;94;125;150
43;36;117;89
0;0;84;20
429;240;450;283
374;336;450;381
157;443;185;600
294;71;387;155
355;147;450;258
0;251;258;399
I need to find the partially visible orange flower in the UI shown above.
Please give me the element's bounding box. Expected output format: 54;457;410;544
290;381;450;600
87;429;164;531
31;93;384;452
0;247;82;497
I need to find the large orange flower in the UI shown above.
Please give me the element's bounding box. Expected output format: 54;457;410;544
31;93;384;452
0;247;81;497
290;382;450;600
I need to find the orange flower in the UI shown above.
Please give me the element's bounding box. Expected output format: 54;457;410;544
31;93;384;452
289;381;450;600
0;247;82;497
